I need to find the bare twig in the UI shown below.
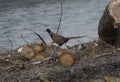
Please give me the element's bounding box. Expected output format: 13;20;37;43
56;0;63;34
21;34;30;44
5;33;13;55
32;57;52;65
21;34;40;54
90;52;112;61
32;29;47;45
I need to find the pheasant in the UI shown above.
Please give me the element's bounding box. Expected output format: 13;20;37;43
46;28;86;46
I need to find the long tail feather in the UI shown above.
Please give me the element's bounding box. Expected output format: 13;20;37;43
67;36;86;39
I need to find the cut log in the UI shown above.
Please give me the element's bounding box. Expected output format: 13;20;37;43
17;43;45;60
33;53;46;61
0;40;120;81
19;44;35;59
98;0;120;47
58;51;75;67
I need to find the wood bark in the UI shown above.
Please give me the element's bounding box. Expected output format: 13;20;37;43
98;0;120;47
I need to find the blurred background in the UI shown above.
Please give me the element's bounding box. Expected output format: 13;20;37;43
0;0;110;51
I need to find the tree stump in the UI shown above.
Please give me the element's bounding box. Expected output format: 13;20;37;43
98;0;120;47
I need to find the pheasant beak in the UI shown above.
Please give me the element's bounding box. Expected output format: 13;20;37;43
43;29;47;32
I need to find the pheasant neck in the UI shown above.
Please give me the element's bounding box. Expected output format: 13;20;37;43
48;31;52;36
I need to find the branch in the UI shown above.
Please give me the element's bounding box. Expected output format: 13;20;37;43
32;29;47;45
56;0;63;34
21;34;30;44
5;33;13;55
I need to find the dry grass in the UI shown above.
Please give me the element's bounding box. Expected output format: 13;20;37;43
0;40;120;82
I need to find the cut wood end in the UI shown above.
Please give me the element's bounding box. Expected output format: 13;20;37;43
25;52;35;60
59;51;75;67
18;44;45;60
32;29;36;32
20;44;34;56
34;44;44;53
32;29;39;34
33;53;46;61
109;0;120;24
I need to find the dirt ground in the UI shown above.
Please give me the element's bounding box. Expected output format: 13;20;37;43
0;40;120;82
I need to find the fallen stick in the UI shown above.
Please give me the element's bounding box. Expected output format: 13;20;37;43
31;57;52;65
32;29;47;45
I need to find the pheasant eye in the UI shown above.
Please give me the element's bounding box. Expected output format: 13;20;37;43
46;29;48;31
46;29;49;31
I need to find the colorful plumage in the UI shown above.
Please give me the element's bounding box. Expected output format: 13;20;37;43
46;28;86;46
